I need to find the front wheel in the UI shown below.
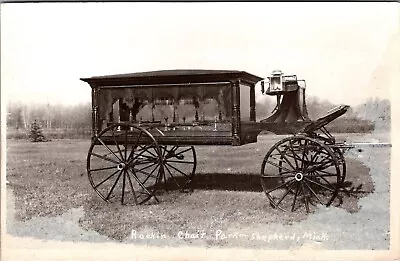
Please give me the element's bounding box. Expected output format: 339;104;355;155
261;135;341;212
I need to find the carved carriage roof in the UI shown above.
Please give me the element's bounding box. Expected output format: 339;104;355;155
80;69;263;87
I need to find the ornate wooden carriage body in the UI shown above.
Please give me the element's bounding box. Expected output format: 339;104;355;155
82;70;263;146
81;69;351;213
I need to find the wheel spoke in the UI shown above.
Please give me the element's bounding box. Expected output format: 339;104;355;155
90;152;120;165
261;172;296;178
165;162;190;178
133;158;159;165
266;179;295;194
288;139;299;169
307;160;335;173
276;146;296;170
121;170;126;204
313;171;337;190
89;165;117;172
94;168;121;189
275;181;296;206
139;144;158;158
128;168;154;198
282;152;302;163
164;164;182;189
161;146;168;158
172;147;193;157
167;146;179;156
127;144;155;166
304;176;336;192
101;148;127;159
126;131;144;162
138;162;161;185
132;167;159;180
129;152;157;161
301;182;310;212
124;127;128;160
303;180;324;205
112;128;124;161
96;137;122;162
126;170;138;205
265;160;293;173
106;169;124;200
308;172;337;177
136;162;158;172
291;183;302;212
300;139;308;171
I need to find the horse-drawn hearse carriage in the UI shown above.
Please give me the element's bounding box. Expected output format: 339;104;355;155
80;69;352;212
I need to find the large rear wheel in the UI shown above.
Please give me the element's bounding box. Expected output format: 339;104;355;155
87;123;163;205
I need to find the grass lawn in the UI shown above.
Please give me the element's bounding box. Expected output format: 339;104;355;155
6;134;373;246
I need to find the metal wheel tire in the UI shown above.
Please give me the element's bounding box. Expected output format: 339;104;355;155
333;148;347;184
159;145;197;192
87;123;163;205
261;135;341;212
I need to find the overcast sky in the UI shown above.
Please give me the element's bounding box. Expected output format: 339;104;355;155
1;2;399;106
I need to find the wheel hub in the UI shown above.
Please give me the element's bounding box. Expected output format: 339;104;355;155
294;172;304;181
117;163;126;170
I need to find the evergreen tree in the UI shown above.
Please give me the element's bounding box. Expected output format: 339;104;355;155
29;120;46;142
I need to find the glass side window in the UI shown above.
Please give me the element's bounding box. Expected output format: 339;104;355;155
97;85;233;130
239;84;250;121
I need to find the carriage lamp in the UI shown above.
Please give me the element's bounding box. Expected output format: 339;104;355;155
266;70;284;94
269;75;282;92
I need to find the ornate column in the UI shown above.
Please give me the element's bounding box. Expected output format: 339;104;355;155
91;85;100;137
250;83;256;121
231;80;241;146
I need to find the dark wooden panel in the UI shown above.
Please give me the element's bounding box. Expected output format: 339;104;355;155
94;132;233;146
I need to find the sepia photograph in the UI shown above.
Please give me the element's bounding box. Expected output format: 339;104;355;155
1;2;399;260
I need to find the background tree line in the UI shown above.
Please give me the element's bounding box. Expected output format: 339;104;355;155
7;102;92;130
6;96;390;139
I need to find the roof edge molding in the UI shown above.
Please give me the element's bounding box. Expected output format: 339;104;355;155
80;69;264;87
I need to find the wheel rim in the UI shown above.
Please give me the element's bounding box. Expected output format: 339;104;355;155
87;123;163;205
159;146;196;191
333;148;347;184
261;136;340;212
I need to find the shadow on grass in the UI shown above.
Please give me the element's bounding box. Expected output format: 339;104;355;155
159;172;373;213
161;173;274;192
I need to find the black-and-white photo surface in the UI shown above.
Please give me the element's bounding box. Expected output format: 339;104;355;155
1;2;399;260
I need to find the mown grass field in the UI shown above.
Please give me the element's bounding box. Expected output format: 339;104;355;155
6;134;373;247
